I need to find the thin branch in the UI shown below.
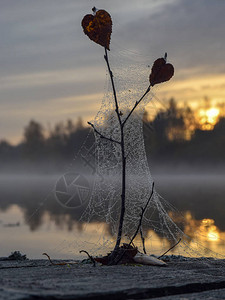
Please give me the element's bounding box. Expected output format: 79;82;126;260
129;182;155;245
42;253;78;266
122;85;151;127
88;122;120;144
125;234;136;248
104;47;126;255
104;47;122;126
140;226;147;254
158;238;182;259
113;182;155;265
80;250;96;267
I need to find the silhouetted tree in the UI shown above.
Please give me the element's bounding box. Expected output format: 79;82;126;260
0;140;14;162
23;120;45;160
45;121;69;163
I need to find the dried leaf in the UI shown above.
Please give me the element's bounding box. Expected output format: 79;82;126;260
94;256;109;265
81;9;112;50
133;253;167;266
94;243;138;265
149;57;174;86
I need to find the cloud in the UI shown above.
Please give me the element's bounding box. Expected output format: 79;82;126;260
0;67;104;92
114;0;225;77
1;0;225;143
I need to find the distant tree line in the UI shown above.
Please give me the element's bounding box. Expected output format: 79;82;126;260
0;98;225;171
0;117;94;170
144;99;225;165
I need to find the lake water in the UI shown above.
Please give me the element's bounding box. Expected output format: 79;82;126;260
0;171;225;259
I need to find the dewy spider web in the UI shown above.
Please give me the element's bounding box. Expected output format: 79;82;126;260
68;46;225;260
80;46;155;240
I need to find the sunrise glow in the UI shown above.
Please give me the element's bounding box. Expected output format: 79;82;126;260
169;211;221;243
198;107;220;130
201;219;220;242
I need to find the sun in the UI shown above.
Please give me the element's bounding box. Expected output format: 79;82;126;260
206;108;220;124
198;107;220;130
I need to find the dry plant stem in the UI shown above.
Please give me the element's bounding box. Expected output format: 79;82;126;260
89;47;152;264
140;226;147;254
158;238;182;259
129;182;155;246
104;47;152;261
80;250;96;267
104;48;121;126
114;182;155;265
104;47;125;253
122;85;151;127
125;235;136;248
87;121;120;144
42;253;76;266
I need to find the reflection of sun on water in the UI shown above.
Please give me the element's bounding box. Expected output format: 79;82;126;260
1;205;225;258
168;210;224;256
200;218;220;242
175;211;221;243
207;229;220;242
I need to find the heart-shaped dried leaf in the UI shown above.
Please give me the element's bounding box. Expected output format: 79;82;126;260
149;57;174;86
81;9;112;50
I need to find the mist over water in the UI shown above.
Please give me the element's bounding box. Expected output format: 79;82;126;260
0;164;225;258
155;172;225;230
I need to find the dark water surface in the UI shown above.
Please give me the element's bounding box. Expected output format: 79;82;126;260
0;171;225;259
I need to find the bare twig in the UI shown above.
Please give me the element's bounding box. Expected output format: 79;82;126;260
140;226;147;254
88;122;120;144
104;48;122;126
104;47;126;256
80;250;96;267
122;85;151;127
130;182;155;245
98;48;150;264
125;234;136;248
42;253;77;266
158;238;182;259
113;182;155;265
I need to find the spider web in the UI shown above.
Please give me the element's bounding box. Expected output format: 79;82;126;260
77;45;225;260
47;44;225;261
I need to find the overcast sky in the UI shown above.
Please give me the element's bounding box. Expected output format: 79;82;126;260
1;0;225;144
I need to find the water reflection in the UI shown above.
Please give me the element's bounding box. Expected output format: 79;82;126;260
168;210;225;255
0;205;113;259
0;173;225;258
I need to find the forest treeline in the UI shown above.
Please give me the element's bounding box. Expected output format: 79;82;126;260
1;99;225;171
